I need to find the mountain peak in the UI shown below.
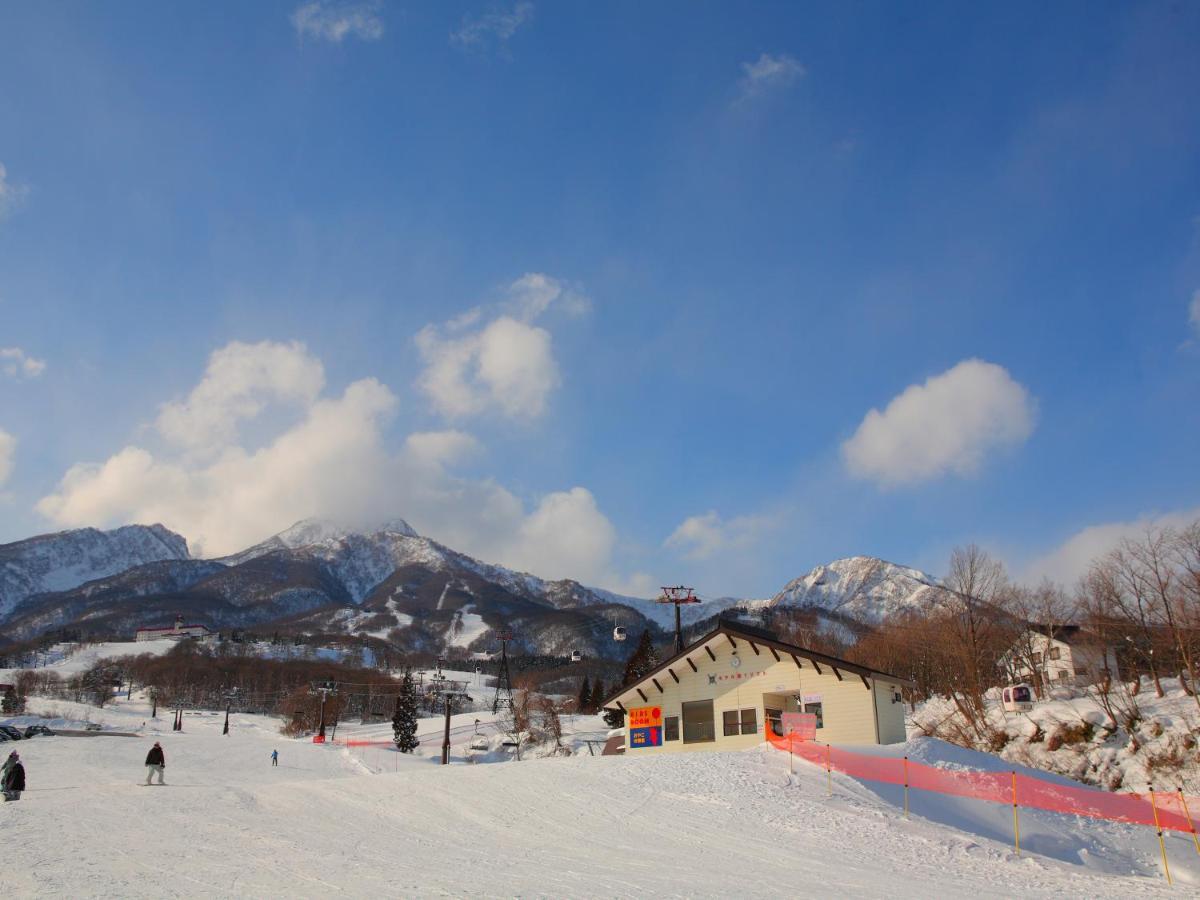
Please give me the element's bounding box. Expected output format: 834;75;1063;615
272;517;420;549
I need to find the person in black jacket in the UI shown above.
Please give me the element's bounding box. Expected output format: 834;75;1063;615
144;742;166;785
2;751;24;801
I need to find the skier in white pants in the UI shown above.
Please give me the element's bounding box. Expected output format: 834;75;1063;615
144;742;166;784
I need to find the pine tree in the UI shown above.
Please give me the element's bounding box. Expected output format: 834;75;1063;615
577;676;592;713
392;669;420;753
622;629;659;686
590;678;606;713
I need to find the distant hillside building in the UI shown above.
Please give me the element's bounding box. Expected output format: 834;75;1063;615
602;621;910;753
1001;625;1119;691
135;615;213;643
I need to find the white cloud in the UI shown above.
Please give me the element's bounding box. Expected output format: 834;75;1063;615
403;430;481;469
737;53;805;102
37;340;632;589
291;0;383;43
451;2;533;51
0;162;30;220
507;272;590;321
1023;507;1200;586
665;510;774;561
842;359;1036;488
0;429;15;486
0;347;47;379
416;273;586;420
155;340;325;456
1190;290;1200;338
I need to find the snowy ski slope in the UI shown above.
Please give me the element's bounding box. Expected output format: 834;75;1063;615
1;688;1193;897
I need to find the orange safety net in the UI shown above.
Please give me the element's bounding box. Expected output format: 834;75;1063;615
767;730;1199;835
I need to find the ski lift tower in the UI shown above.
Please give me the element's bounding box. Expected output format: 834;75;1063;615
656;586;700;654
492;629;515;714
429;677;472;765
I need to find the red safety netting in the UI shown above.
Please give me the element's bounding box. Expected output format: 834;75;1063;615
767;730;1200;835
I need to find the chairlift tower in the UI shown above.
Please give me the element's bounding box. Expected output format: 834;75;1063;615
656;586;701;653
308;680;338;741
492;629;515;714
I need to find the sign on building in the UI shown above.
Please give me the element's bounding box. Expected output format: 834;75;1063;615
628;705;663;748
781;712;817;741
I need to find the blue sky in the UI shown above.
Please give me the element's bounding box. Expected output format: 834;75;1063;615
1;1;1198;597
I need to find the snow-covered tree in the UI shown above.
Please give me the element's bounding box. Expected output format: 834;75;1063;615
392;670;420;753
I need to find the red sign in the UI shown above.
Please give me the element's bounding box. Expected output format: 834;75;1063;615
781;712;816;741
312;734;326;744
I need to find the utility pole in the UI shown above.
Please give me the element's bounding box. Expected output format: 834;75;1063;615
656;586;701;653
309;681;337;742
222;688;239;736
434;682;472;765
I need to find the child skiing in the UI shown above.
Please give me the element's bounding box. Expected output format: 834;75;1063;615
144;741;166;785
271;749;278;767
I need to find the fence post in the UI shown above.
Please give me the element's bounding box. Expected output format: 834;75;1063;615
903;756;910;819
1011;772;1020;857
1150;790;1172;885
826;743;832;796
1179;788;1200;857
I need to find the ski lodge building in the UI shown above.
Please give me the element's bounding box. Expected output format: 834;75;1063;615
135;615;213;643
602;621;911;752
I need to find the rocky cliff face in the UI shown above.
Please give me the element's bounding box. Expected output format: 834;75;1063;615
0;524;190;621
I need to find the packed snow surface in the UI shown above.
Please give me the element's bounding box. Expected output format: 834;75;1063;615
1;691;1194;897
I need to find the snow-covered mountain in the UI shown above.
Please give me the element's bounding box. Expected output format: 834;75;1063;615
755;556;954;626
0;524;190;621
0;519;954;657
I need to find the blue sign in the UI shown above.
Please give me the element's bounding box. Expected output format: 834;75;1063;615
629;726;662;748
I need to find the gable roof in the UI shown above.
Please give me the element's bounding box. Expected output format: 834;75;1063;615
601;620;914;709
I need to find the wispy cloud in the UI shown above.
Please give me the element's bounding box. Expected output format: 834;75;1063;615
665;510;776;562
451;2;533;53
1190;289;1200;338
737;52;805;103
0;162;30;220
0;347;46;380
291;0;384;43
0;429;14;487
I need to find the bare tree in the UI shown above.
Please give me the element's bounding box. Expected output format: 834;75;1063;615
941;545;1010;743
1092;545;1165;697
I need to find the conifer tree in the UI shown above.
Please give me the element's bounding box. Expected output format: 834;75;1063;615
622;629;659;686
577;676;592;714
590;678;606;713
392;669;420;753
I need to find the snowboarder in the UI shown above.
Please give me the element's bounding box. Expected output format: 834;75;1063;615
144;741;166;785
271;749;278;767
2;751;24;801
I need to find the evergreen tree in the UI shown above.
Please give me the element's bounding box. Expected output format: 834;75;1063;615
392;669;420;753
590;678;606;713
622;629;659;686
577;676;592;714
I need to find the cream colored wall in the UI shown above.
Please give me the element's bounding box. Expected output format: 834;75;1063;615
872;678;907;744
618;637;897;754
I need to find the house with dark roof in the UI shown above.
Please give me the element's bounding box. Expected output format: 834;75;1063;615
601;620;911;753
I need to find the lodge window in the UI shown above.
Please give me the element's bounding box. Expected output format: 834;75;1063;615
682;700;715;743
1048;647;1061;661
722;708;758;736
664;716;680;742
803;702;824;729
